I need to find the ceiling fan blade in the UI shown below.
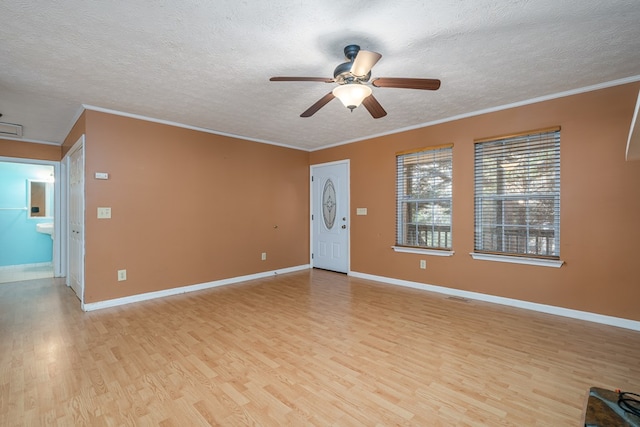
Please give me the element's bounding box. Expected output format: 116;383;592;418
300;92;335;117
372;77;441;90
270;77;334;83
350;50;382;77
362;94;387;119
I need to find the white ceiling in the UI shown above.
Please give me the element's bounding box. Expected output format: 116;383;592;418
1;0;640;151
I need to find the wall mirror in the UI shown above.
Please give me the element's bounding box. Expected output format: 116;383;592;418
28;179;53;218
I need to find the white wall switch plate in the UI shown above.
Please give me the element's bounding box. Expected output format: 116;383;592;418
356;208;368;215
95;172;109;180
97;207;111;219
117;269;126;281
420;260;427;269
261;252;267;261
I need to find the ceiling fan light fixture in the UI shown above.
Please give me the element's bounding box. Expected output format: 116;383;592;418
332;84;372;111
270;45;440;118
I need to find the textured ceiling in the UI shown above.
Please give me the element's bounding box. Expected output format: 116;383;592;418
1;0;640;151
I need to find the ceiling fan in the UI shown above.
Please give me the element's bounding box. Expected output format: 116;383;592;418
269;44;441;119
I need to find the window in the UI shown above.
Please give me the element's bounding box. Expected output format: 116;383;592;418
474;128;560;258
396;145;452;250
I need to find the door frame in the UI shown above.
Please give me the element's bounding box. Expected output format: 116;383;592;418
0;155;63;277
309;159;350;272
62;135;85;303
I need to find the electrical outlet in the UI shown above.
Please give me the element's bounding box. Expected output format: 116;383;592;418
117;269;127;281
261;252;267;261
420;260;427;269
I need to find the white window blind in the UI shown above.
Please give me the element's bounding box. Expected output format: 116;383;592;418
396;145;452;249
474;128;560;258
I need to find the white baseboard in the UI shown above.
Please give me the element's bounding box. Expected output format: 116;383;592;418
349;271;640;332
0;262;53;271
82;264;310;312
82;266;640;332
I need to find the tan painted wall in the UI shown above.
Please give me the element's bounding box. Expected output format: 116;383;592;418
6;83;639;320
310;82;640;321
81;110;310;303
62;111;86;156
0;138;61;161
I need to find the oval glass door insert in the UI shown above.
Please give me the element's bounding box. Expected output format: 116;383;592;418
322;179;337;229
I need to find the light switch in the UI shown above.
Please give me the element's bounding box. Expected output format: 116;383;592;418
95;172;109;180
97;207;111;219
356;208;368;215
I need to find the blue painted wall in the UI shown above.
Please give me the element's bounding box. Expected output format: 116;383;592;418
0;162;54;267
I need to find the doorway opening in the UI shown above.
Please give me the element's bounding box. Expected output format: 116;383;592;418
0;159;58;284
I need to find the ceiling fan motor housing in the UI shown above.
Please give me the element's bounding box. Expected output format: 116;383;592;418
343;44;360;61
333;45;371;84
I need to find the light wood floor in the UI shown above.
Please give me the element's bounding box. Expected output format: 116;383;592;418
1;270;639;426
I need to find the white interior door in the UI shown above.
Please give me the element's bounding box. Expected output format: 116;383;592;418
311;161;349;273
67;137;84;301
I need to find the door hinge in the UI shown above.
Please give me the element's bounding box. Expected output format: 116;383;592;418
311;253;314;259
311;214;314;220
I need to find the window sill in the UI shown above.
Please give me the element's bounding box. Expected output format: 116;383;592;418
392;246;455;256
470;252;564;268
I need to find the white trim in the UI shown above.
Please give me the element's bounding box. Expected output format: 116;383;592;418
0;156;58;166
626;88;640;161
0;135;61;146
81;104;307;152
11;76;637;151
57;160;67;278
470;252;564;268
392;246;454;256
0;262;53;271
82;264;310;312
349;271;640;332
311;75;640;152
64;135;85;302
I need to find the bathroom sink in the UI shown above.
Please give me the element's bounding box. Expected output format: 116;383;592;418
36;222;54;238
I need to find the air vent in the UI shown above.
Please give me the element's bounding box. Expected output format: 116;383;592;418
0;122;23;138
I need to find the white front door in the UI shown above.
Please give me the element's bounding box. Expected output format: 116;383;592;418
311;161;349;273
67;137;84;301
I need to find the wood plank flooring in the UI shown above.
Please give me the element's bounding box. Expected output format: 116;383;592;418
1;269;639;426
